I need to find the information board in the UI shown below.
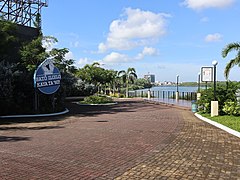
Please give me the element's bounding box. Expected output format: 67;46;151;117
34;58;61;94
201;67;213;82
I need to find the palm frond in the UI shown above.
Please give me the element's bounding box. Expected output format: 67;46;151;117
224;58;239;79
222;42;240;58
118;70;126;74
127;67;136;74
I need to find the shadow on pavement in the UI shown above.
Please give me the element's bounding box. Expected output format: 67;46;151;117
0;125;64;131
0;99;170;125
0;136;31;142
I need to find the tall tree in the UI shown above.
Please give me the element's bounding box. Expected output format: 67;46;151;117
77;62;102;89
118;68;137;98
49;48;75;73
20;36;48;71
0;20;19;63
222;42;240;79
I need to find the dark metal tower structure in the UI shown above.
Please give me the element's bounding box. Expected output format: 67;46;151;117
0;0;48;27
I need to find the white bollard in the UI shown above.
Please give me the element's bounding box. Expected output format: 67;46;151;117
148;90;151;99
211;101;219;117
176;91;179;101
197;93;201;100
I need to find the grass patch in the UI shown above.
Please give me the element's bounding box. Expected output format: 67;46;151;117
200;113;240;132
80;95;113;104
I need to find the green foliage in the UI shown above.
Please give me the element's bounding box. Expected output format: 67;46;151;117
77;62;102;85
222;101;240;116
222;42;240;79
82;95;113;104
118;68;137;98
0;20;20;63
200;113;240;132
197;82;239;114
20;36;48;71
49;48;75;73
131;78;152;90
77;63;119;96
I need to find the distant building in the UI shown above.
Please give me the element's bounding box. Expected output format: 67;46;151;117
144;74;155;83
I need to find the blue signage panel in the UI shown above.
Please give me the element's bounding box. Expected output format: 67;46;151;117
34;59;61;94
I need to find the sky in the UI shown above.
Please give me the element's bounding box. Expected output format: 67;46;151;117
41;0;240;82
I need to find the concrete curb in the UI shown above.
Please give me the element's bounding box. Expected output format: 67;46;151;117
195;113;240;138
0;108;69;119
75;102;118;106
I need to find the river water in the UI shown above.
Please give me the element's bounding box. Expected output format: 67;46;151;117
134;86;199;107
138;86;199;92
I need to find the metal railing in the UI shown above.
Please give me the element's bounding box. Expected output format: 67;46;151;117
129;90;197;101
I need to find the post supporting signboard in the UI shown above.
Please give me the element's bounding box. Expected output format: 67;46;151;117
33;58;61;112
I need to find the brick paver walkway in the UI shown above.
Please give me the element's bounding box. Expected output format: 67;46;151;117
0;99;239;179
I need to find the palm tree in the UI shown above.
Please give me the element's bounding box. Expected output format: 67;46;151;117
222;42;240;79
118;68;137;98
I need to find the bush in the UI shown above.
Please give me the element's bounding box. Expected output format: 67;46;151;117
81;95;113;104
222;101;240;116
197;82;239;115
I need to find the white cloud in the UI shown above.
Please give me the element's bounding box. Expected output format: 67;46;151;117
103;47;158;64
70;41;80;48
98;8;170;52
142;47;158;56
65;51;74;60
76;58;104;68
183;0;235;10
75;58;90;68
136;47;158;60
205;33;223;42
42;37;57;52
103;52;130;63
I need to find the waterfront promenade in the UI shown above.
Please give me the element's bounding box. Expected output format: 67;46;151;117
145;98;192;108
0;99;239;179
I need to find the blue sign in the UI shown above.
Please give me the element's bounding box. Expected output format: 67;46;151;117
34;58;61;95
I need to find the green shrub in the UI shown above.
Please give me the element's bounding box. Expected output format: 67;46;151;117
119;94;125;98
81;95;113;104
197;82;239;115
222;101;240;116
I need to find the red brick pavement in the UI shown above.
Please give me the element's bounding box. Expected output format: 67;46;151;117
0;99;239;179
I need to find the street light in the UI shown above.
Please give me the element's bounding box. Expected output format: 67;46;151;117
198;72;201;92
212;60;218;101
176;75;179;92
176;75;179;101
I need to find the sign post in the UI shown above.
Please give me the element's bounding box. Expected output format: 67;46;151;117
201;67;213;90
33;58;61;112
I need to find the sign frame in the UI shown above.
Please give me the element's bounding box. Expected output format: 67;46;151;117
201;67;213;82
33;58;61;95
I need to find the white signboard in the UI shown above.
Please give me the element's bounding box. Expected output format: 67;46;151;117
201;67;213;82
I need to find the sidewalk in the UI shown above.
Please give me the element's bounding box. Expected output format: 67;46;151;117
0;99;239;179
144;98;192;110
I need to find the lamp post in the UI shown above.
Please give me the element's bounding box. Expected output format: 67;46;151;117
176;75;179;100
211;60;218;117
197;72;201;100
198;72;201;92
176;75;179;92
212;60;218;101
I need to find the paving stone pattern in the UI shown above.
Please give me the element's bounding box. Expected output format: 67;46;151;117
0;99;239;179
